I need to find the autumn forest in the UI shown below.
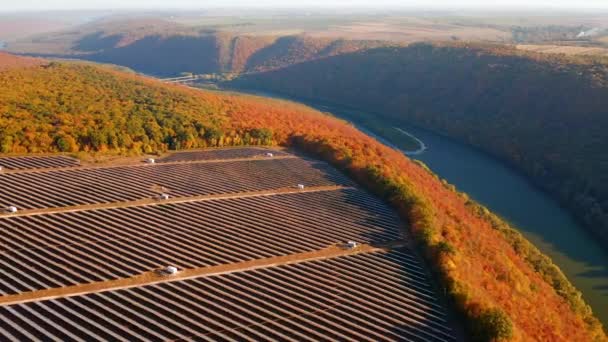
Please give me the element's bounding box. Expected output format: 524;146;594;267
0;54;606;340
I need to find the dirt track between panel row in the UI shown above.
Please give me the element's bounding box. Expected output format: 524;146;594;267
0;243;402;307
0;185;352;217
0;154;297;174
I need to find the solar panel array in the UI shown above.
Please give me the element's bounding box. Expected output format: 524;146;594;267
0;189;402;295
0;158;351;210
0;250;455;342
0;148;457;341
158;147;289;163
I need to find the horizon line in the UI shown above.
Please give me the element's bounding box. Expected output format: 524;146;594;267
2;6;608;14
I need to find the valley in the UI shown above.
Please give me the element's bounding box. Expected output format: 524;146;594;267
1;9;608;339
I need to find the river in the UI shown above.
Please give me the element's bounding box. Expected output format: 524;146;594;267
229;88;608;325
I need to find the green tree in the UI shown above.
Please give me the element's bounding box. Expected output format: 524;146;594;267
473;308;513;341
54;135;77;152
250;128;274;145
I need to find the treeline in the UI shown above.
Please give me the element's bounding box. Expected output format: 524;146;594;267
231;43;608;251
0;58;604;340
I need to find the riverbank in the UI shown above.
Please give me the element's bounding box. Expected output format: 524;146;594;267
375;121;608;327
204;85;608;326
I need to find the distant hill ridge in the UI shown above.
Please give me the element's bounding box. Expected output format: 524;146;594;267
6;19;395;76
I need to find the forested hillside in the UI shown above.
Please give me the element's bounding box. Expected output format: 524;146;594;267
85;33;389;76
0;62;231;153
0;56;605;340
232;43;608;251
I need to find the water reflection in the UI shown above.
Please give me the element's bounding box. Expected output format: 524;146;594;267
395;122;608;322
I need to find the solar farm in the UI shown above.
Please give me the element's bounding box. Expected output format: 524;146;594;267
0;147;458;341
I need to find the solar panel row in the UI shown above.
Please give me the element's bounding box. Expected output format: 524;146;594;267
0;250;455;342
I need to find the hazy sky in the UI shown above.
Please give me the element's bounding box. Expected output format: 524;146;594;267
2;0;608;12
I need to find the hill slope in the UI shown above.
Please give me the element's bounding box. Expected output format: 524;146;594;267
231;43;608;252
0;52;46;71
0;55;605;340
6;19;392;76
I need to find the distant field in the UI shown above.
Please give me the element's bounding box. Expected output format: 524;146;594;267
173;14;352;33
174;15;512;42
170;12;608;44
309;20;511;43
517;44;608;56
5;11;608;55
0;18;76;41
